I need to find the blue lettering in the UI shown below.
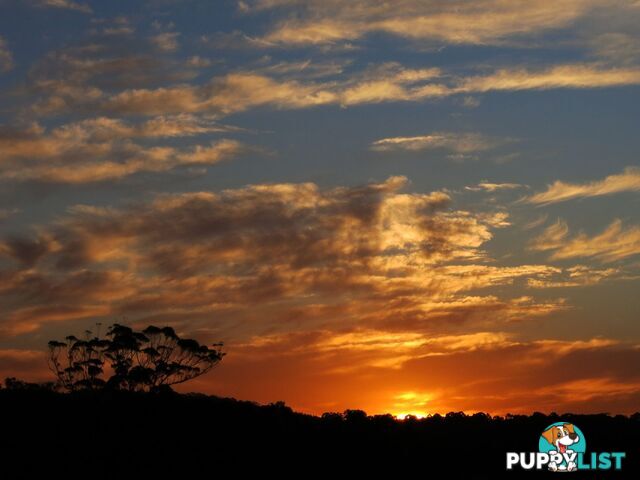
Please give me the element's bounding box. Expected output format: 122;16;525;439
611;452;625;470
578;452;591;470
597;452;611;470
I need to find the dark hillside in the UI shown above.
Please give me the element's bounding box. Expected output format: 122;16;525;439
1;389;638;478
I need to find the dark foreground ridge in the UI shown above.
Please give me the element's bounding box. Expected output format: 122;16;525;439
2;388;638;478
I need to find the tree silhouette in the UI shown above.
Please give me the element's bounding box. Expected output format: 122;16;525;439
48;324;224;392
47;336;110;390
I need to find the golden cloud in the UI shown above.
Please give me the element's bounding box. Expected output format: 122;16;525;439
0;177;567;337
22;43;640;120
456;64;640;92
371;132;506;155
183;327;640;415
526;167;640;204
465;182;525;192
253;0;601;46
527;265;626;288
100;72;338;116
7;325;640;416
37;62;640;120
0;120;243;183
530;219;640;262
23;36;199;116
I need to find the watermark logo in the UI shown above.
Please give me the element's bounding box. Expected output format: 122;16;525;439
506;421;626;472
539;422;585;471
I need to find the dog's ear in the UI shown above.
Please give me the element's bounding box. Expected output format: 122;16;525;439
542;426;557;445
564;423;575;434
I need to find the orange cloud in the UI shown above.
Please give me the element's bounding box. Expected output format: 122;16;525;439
181;329;640;415
526;167;640;204
0;121;244;183
0;177;568;338
24;37;198;116
0;349;50;382
253;0;602;46
16;15;640;122
530;219;640;262
371;132;507;155
24;57;640;118
465;182;525;192
456;64;640;92
91;64;640;119
1;176;636;415
10;330;640;416
527;265;628;288
101;62;443;118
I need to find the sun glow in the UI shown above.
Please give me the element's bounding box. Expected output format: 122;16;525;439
394;411;429;420
392;391;432;419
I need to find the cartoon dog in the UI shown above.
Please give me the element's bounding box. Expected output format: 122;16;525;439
542;423;580;472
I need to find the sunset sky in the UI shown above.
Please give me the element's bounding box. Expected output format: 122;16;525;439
1;0;640;416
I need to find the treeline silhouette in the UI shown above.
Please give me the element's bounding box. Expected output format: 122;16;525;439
1;382;637;478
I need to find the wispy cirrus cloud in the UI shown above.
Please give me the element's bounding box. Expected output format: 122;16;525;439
0;119;244;183
526;167;640;205
150;32;181;52
530;219;640;262
465;182;525;192
522;213;549;231
27;60;640;120
371;132;506;155
10;2;640;127
21;24;640;121
102;72;340;115
252;58;352;80
68;62;443;116
244;0;604;47
89;16;135;36
457;63;640;93
589;32;640;66
371;132;512;162
22;32;200;116
527;265;627;288
32;0;92;13
0;36;14;72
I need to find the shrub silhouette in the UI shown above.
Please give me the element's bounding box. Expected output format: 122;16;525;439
47;323;224;391
1;377;55;391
